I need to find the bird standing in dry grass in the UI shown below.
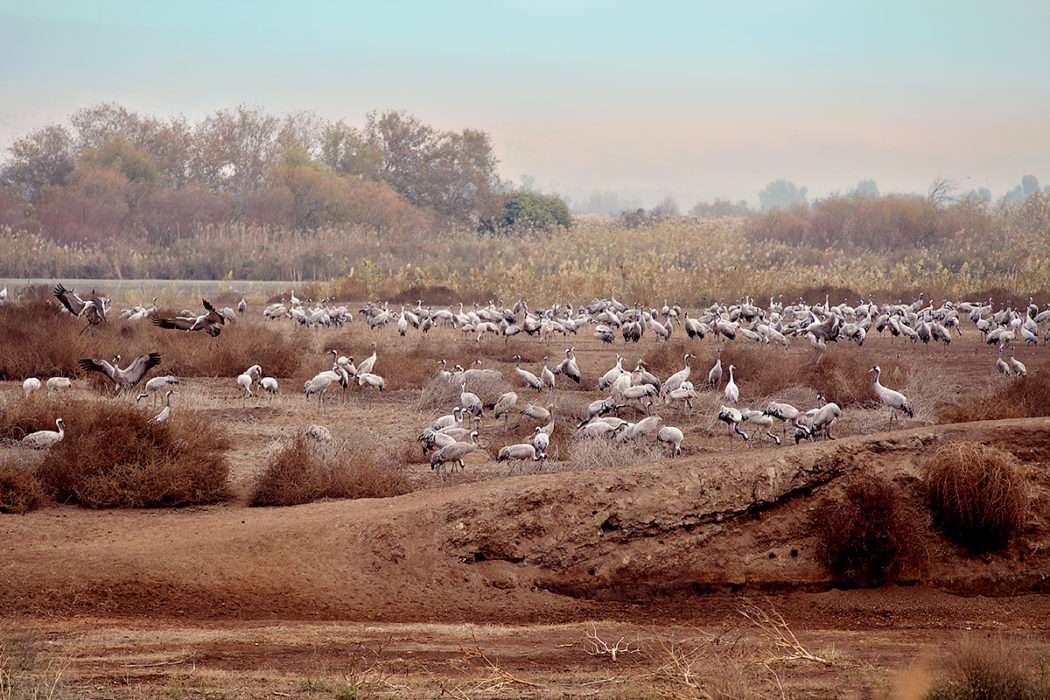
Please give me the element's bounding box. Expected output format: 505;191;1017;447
22;418;65;449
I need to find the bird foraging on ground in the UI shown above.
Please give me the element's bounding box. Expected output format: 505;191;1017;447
150;391;174;424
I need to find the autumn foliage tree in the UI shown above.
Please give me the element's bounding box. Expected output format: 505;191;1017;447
0;103;500;246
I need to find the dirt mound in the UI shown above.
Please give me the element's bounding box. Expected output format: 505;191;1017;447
2;418;1048;622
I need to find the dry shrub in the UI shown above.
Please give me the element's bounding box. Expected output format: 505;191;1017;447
636;338;693;378
380;342;444;390
416;370;512;413
477;336;542;363
249;436;411;507
398;440;428;465
568;436;666;471
716;345;796;401
924;442;1030;552
150;320;303;379
35;399;229;508
925;639;1050;700
812;476;927;587
0;458;44;513
465;372;513;407
416;375;460;413
641;627;784;699
905;364;958;424
0;395;68;440
0;293;105;379
798;350;878;407
939;373;1050;424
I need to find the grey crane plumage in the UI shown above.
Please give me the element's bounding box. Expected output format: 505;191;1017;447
870;365;913;427
22;417;65;449
79;352;162;395
150;390;174;424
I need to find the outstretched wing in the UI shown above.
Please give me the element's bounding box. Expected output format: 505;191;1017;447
78;357;117;384
123;352;162;387
202;298;225;326
152;315;196;330
54;284;86;317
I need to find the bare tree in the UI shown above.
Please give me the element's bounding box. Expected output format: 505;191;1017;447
926;175;957;205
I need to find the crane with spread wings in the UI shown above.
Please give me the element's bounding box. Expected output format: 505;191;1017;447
152;299;226;337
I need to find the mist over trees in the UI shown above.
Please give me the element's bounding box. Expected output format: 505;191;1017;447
0;103;574;246
2;103;1048;285
759;179;808;210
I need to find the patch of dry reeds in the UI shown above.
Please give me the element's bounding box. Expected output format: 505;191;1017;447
924;442;1030;552
33;398;229;508
0;292;104;380
249;435;411;507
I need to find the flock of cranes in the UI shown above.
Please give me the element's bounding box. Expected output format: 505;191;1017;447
7;286;1046;474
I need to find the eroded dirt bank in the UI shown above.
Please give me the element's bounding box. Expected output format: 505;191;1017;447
3;418;1048;624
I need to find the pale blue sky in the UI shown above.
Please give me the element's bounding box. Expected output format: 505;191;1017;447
1;0;1048;207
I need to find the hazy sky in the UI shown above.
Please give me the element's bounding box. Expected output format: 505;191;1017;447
2;0;1048;208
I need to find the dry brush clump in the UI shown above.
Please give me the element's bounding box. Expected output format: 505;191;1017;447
416;370;511;413
0;457;44;514
924;638;1050;700
811;476;928;587
249;435;411;507
34;398;230;508
924;442;1030;553
568;436;667;471
939;372;1050;424
146;320;304;379
0;395;68;440
797;350;879;408
0;293;110;380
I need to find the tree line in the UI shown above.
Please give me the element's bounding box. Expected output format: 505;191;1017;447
0;103;571;246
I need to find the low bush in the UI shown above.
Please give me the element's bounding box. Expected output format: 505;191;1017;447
939;372;1050;424
568;436;666;471
35;399;229;508
0;458;44;513
249;435;411;507
148;319;304;379
925;639;1050;700
0;291;104;380
924;442;1029;552
811;476;927;587
711;345;876;407
0;395;65;440
797;350;879;408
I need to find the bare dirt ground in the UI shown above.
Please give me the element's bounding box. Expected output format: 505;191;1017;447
2;320;1049;698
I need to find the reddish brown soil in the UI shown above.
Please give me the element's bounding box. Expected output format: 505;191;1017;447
2;326;1049;697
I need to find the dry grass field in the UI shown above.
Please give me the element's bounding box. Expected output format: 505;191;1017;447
1;290;1049;698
